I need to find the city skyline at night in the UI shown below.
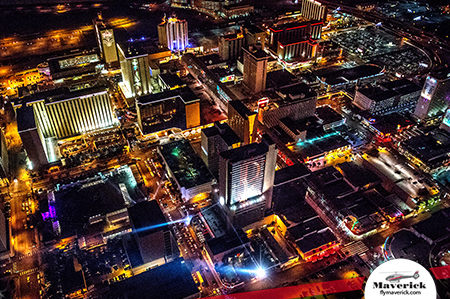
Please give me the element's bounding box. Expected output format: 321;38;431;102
1;0;450;298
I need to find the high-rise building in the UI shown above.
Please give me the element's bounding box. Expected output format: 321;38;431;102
414;68;450;123
118;44;153;102
243;45;269;93
201;122;241;178
0;129;9;181
301;0;327;22
227;100;257;145
243;24;266;48
218;31;245;61
158;15;188;52
14;86;117;167
268;21;323;48
219;135;277;228
136;87;200;135
16;105;48;169
93;13;119;66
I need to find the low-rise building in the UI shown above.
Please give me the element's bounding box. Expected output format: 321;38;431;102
159;139;216;201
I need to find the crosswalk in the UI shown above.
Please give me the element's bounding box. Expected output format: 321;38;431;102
342;241;369;256
19;267;38;276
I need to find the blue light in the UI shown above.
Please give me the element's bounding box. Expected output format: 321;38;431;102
141;37;145;40
130;38;134;42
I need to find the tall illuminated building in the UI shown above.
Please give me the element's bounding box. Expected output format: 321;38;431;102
414;68;450;123
219;31;245;61
219;135;277;228
158;15;188;52
93;13;119;66
14;86;117;167
118;44;153;102
227;100;257;145
301;0;327;22
243;45;268;93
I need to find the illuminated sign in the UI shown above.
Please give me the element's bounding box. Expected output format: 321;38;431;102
421;76;437;102
258;97;269;109
443;109;450;127
101;30;114;47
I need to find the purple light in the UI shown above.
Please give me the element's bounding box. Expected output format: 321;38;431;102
49;205;56;218
42;211;50;221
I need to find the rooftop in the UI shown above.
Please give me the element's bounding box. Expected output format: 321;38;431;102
128;201;167;238
401;128;450;166
295;228;337;254
159;139;215;189
159;73;185;90
228;100;256;119
206;228;249;256
315;106;344;125
265;69;298;90
198;53;223;66
358;86;399;102
413;208;450;243
364;113;413;135
137;87;199;105
16;105;36;132
288;216;327;241
202;122;241;147
269;20;321;32
430;67;450;81
107;258;199;299
272;180;316;223
53;166;140;239
336;162;380;188
243;45;268;59
220;141;268;164
274;164;310;186
315;65;383;86
14;85;107;107
277;82;317;102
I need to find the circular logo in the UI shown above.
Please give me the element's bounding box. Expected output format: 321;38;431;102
365;259;437;299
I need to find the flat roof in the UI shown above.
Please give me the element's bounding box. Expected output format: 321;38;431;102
402;129;450;166
137;87;199;105
272;180;317;223
430;67;450;81
413;208;450;242
206;229;249;256
107;258;199;299
336;162;380;188
358;87;398;102
159;139;215;189
367;113;413;134
16;105;36;132
390;229;431;266
53;166;139;239
244;24;264;34
280;116;318;135
270;20;321;32
128;200;167;238
274;164;310;186
228;100;256;119
220;142;268;164
315;65;383;86
266;70;298;90
315;106;343;125
199;53;223;66
243;46;268;59
159;73;185;89
296;228;337;254
202;122;241;147
288;216;327;241
277;82;317;101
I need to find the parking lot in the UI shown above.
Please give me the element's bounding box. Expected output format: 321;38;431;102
331;26;429;77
